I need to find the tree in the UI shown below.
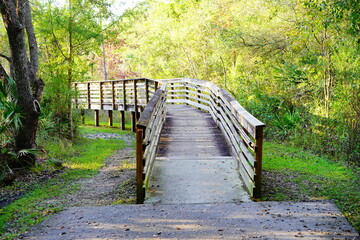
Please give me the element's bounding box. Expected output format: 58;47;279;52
0;0;44;166
33;0;115;138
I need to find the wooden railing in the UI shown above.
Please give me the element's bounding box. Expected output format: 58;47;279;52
73;77;265;200
136;84;167;203
159;78;265;198
73;78;158;131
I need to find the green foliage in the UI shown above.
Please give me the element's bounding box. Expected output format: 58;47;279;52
116;0;359;164
32;0;117;139
0;78;22;142
263;141;360;231
0;126;127;239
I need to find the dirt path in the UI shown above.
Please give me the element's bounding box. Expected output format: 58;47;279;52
60;133;137;207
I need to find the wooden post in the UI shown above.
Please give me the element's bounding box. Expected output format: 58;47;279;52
111;81;115;110
94;110;99;126
136;126;145;204
254;125;264;198
171;82;174;102
108;110;113;126
120;111;125;130
87;82;91;109
133;79;138;123
81;109;85;124
131;111;136;132
99;82;103;110
145;78;149;103
122;80;126;111
197;89;201;104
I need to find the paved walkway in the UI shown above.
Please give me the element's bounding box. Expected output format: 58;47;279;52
20;105;359;239
145;105;250;204
22;201;359;239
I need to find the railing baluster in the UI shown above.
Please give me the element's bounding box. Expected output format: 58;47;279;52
122;80;126;111
72;78;264;199
111;81;115;109
99;82;103;110
145;78;149;103
87;82;90;109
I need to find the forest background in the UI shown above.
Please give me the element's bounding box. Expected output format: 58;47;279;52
0;0;359;184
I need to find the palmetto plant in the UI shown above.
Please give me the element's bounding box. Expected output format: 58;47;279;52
0;78;22;145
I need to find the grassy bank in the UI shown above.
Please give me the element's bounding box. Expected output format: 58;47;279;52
262;141;360;232
0;126;129;239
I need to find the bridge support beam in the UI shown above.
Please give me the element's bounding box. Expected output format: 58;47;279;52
132;112;136;132
120;111;125;130
108;110;113;127
94;110;99;126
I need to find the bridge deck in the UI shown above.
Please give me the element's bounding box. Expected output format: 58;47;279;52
145;105;251;204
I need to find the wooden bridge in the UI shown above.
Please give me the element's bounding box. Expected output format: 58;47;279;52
73;78;265;204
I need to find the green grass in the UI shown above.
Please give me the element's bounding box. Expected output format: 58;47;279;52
0;126;129;239
263;141;360;232
79;125;130;134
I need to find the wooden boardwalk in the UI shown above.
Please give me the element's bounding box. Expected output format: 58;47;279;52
145;105;251;204
74;78;266;203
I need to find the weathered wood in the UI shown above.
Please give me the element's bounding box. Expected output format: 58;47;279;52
111;81;115;109
87;82;91;109
254;125;264;198
136;127;145;204
122;80;127;111
108;110;113;127
94;110;99;126
145;79;149;103
136;88;167;203
131;111;136;132
73;77;264;198
134;79;138;122
99;82;103;110
120;111;125;130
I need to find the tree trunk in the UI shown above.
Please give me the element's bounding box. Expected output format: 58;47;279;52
0;0;44;167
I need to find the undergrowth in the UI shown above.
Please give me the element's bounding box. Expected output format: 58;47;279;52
0;126;128;239
262;141;360;232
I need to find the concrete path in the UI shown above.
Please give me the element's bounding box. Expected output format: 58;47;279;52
19;105;359;239
21;201;359;239
145;105;250;204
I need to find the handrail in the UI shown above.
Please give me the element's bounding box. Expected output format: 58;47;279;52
136;84;167;203
73;77;265;199
158;78;265;197
73;78;158;113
